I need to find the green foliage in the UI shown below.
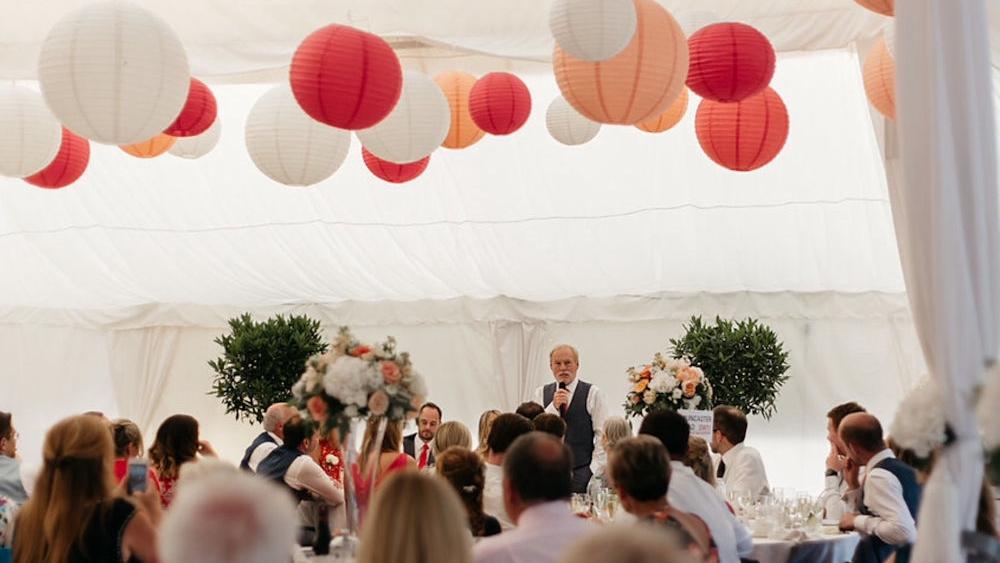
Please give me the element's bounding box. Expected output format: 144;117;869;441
670;316;790;420
209;313;327;424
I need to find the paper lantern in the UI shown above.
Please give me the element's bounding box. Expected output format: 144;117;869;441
468;73;532;135
554;0;688;125
855;0;893;17
546;97;601;146
37;1;190;145
362;148;429;184
0;86;62;178
290;24;403;130
863;39;895;120
434;71;486;149
695;87;789;172
164;78;217;138
549;0;637;61
246;85;352;187
635;88;688;133
25;128;90;189
170;117;221;159
121;134;176;158
686;23;775;103
356;71;449;164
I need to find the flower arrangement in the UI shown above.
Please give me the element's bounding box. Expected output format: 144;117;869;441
290;327;428;437
890;375;948;467
624;353;713;417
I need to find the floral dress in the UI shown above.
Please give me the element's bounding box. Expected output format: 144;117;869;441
318;440;344;486
0;496;17;549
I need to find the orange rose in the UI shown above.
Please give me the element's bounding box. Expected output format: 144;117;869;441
381;361;401;384
640;366;652;379
677;367;702;384
307;396;328;421
682;380;698;398
633;379;649;393
350;345;372;357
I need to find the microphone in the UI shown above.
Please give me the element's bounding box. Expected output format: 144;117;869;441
558;381;568;418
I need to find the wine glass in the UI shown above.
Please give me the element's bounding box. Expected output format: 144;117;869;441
605;492;620;521
570;493;591;516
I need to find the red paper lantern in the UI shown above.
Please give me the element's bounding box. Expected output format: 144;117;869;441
24;127;89;189
290;25;403;130
687;23;775;103
468;72;532;135
164;78;217;137
363;148;429;183
695;87;788;172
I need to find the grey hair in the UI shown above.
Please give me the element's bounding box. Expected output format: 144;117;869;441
602;417;631;448
262;403;289;433
549;344;580;363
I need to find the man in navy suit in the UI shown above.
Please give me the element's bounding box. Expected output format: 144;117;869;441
403;402;441;469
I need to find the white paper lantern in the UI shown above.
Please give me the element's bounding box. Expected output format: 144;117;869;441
0;86;62;178
546;96;601;146
883;23;896;60
549;0;637;61
37;1;190;145
245;85;351;187
170;117;221;159
676;10;721;36
356;71;449;164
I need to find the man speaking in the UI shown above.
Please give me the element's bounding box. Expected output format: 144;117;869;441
532;344;608;493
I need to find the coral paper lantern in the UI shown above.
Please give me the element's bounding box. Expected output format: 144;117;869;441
246;85;352;187
165;78;217;137
290;24;403;130
362;148;429;184
686;23;775;103
121;134;176;158
170;117;221;159
554;0;688;125
863;39;895;120
546;97;601;146
356;71;450;164
37;1;190;145
434;71;486;149
549;0;637;62
0;86;62;178
695;87;789;172
855;0;893;17
635;88;688;133
25;128;90;189
468;73;532;135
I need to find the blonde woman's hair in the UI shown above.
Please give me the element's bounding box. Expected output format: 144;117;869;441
358;472;473;563
432;421;472;456
111;418;144;458
359;416;403;476
559;524;693;563
603;417;631;449
683;436;716;487
475;409;501;458
14;415;118;563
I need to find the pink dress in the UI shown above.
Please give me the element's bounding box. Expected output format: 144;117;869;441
351;453;410;519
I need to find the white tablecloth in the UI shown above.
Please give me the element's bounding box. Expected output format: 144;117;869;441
750;533;860;563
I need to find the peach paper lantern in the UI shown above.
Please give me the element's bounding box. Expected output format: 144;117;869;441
434;71;485;149
635;88;688;133
121;133;176;158
695;87;789;172
553;0;688;125
855;0;893;17
863;38;895;120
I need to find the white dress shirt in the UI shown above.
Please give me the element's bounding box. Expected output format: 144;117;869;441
531;378;608;475
668;461;753;563
285;456;345;507
247;431;282;472
483;463;514;530
718;443;769;498
474;501;596;563
819;471;854;520
844;449;917;546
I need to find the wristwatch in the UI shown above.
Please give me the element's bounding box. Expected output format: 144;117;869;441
825;469;838;477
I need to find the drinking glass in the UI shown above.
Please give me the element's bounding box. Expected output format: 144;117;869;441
605;492;620;520
570;493;591;516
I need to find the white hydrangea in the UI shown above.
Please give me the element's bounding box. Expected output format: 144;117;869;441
643;389;657;405
691;395;702;407
324;356;376;408
291;379;306;400
672;387;683;400
890;375;947;458
648;373;673;393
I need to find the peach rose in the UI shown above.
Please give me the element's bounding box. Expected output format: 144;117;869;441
633;379;649;393
682;380;698;398
368;390;390;416
307;396;328;421
677;367;702;384
381;361;401;384
640;366;652;379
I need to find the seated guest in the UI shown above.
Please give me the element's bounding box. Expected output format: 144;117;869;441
474;433;595;563
240;402;295;472
111;418;162;495
711;406;769;498
476;409;502;459
352;416;416;517
640;410;752;563
0;496;18;558
819;402;866;520
437;447;502;537
533;413;567;440
559;524;690;563
683;436;720;491
358;472;473;563
432;421;473;458
160;471;298;563
404;402;442;470
257;415;344;507
482;413;534;531
588;416;631;494
12;415;161;563
515;402;545;421
838;413;920;563
149;414;217;508
609;436;716;562
0;413;27;503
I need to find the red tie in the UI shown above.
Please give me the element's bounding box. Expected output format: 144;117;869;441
419;444;429;469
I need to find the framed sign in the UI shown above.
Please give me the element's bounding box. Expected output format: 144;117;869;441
678;409;713;443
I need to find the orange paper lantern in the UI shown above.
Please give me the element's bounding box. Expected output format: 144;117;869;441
635;88;688;133
434;71;485;150
695;87;789;172
855;0;893;16
863;39;895;120
553;0;688;125
120;133;176;158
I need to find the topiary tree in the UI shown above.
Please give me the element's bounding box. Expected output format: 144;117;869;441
670;316;790;420
209;313;327;424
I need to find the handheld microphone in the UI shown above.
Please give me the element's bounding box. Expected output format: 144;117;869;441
558;381;568;418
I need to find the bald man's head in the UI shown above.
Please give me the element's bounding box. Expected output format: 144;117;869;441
839;412;886;460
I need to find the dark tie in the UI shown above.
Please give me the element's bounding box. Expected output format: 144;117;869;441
717;460;726;479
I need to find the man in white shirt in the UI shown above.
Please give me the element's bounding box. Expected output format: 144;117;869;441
531;344;608;493
482;413;535;531
837;413;920;563
475;432;595;563
240;403;296;472
403;402;441;469
640;410;752;563
711;405;769;498
818;402;867;520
